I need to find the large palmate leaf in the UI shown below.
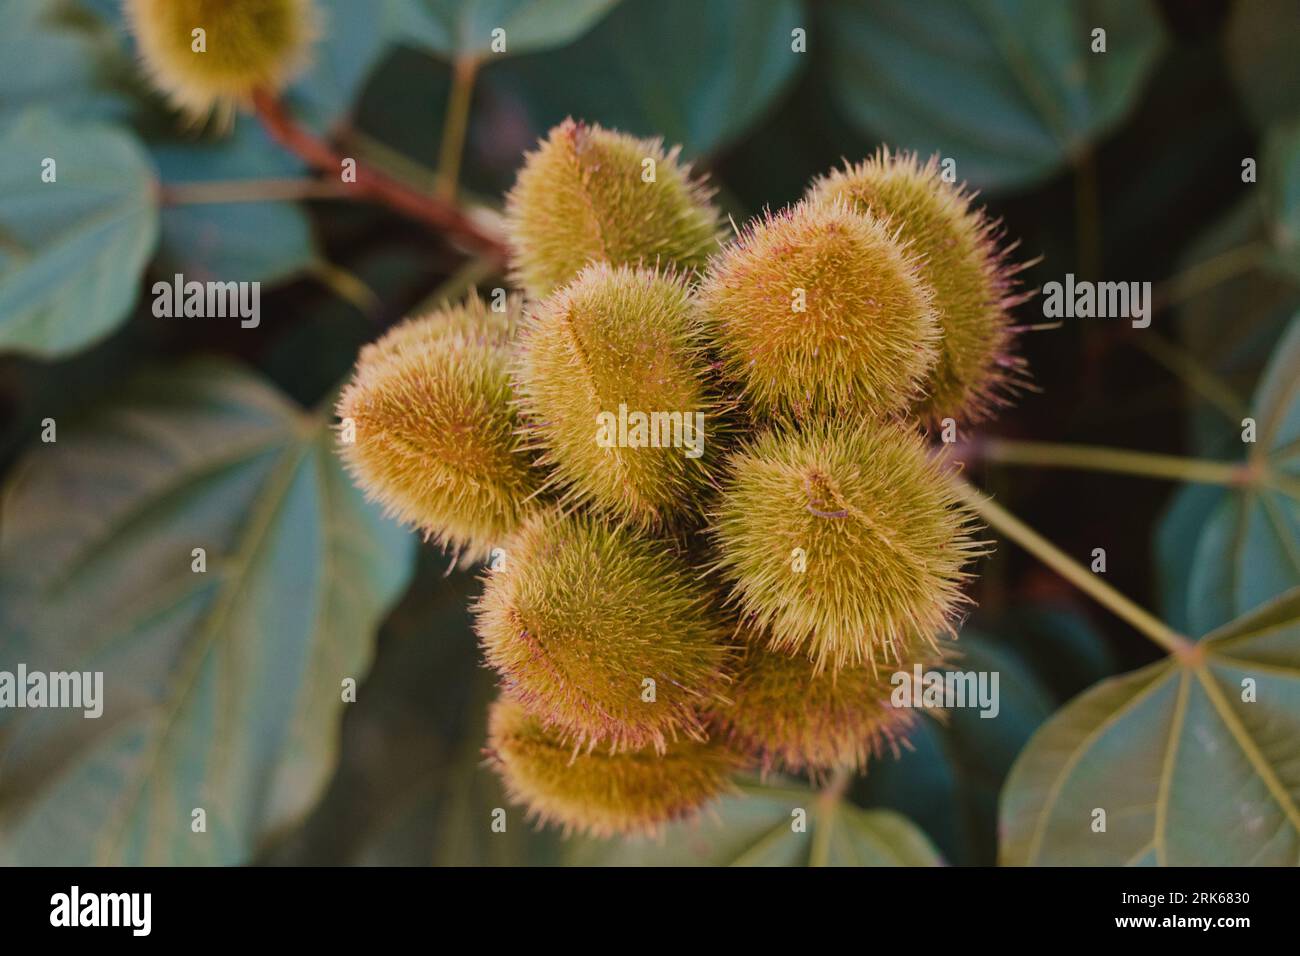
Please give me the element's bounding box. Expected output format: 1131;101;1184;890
262;558;562;867
823;0;1164;190
0;361;415;865
1172;313;1300;635
401;0;618;59
481;0;805;157
0;108;159;357
573;783;942;866
1000;586;1300;866
858;616;1114;865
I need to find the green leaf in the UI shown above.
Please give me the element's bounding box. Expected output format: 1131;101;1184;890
401;0;619;59
480;0;805;156
1170;197;1299;457
822;0;1164;191
1000;586;1300;865
1225;0;1300;130
0;360;415;864
289;0;416;129
0;0;128;124
857;618;1114;865
1178;313;1300;635
263;557;563;866
572;784;942;866
151;120;317;285
0;108;159;357
1155;481;1227;634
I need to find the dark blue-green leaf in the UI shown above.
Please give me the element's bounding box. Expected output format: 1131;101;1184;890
823;0;1165;191
0;108;159;357
0;361;415;865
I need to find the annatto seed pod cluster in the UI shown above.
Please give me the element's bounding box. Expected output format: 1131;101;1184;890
338;120;1024;838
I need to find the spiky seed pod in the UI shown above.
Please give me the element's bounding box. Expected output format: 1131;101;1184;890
126;0;316;123
710;420;982;671
505;119;722;298
807;149;1024;423
515;263;719;528
698;199;940;421
487;697;738;838
475;509;730;753
715;628;953;775
336;293;538;567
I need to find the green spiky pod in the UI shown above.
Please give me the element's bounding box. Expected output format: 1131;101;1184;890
505;119;722;298
475;509;730;753
515;263;721;528
487;697;739;838
808;149;1025;423
126;0;316;123
710;420;982;671
715;626;954;775
336;293;538;567
698;199;940;421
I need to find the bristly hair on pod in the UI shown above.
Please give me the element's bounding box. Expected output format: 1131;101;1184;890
709;419;986;672
514;262;724;530
335;292;539;568
475;508;731;754
714;625;956;777
486;696;740;838
504;118;723;299
697;198;941;422
125;0;318;127
807;148;1031;424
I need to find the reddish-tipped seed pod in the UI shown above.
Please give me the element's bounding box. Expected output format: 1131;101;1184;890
808;149;1025;423
126;0;316;123
515;263;719;528
487;697;738;838
710;420;982;671
475;509;730;753
505;119;722;299
336;293;539;567
698;199;940;421
715;627;954;775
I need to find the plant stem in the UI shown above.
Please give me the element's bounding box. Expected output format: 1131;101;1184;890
308;259;380;318
1130;331;1249;424
435;55;480;202
412;255;501;315
1153;239;1272;311
160;178;352;205
953;478;1194;658
251;89;509;263
981;439;1248;486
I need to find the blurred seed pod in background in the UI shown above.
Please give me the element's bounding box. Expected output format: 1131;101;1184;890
487;696;739;838
126;0;317;124
808;149;1028;424
515;263;721;529
336;293;538;567
475;509;730;753
505;118;722;299
710;420;983;672
698;199;940;422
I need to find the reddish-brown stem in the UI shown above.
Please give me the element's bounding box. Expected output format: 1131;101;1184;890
251;89;509;264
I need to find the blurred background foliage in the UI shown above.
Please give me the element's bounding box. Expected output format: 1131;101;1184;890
1;0;1299;866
